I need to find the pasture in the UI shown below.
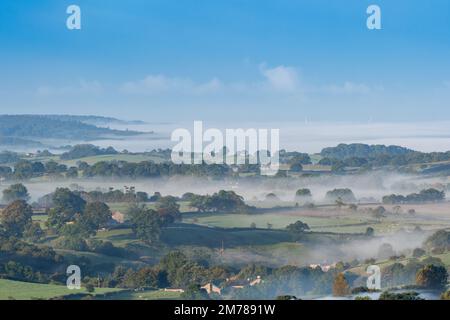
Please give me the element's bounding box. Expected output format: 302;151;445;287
0;279;121;300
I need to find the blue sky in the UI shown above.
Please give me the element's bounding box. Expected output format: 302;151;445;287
0;0;449;122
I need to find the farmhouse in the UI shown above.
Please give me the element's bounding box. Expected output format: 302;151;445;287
201;282;222;295
111;211;125;223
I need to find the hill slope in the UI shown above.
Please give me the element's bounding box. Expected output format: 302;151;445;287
0;115;144;141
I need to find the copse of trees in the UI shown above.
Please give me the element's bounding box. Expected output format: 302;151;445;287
127;205;162;244
424;229;450;251
286;220;310;241
0;234;63;283
380;256;446;288
2;183;30;203
318;143;450;168
416;265;448;289
1;159;235;181
45;188;113;242
378;291;423;300
37;187;150;208
60;144;118;160
318;157;370;171
80;188;149;203
230;264;335;299
295;188;312;200
46;188;87;230
325;188;356;203
382;188;445;204
321;143;413;159
155;196;181;225
79;202;112;233
188;190;252;213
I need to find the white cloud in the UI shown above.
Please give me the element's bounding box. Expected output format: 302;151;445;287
259;64;300;92
119;65;378;99
120;65;302;96
36;80;103;96
35;65;374;101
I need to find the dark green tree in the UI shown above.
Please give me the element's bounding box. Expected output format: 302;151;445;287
286;220;310;240
128;205;162;244
46;188;86;230
2;183;30;203
80;201;112;234
180;284;210;300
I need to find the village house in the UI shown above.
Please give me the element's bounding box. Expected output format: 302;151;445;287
111;211;125;224
201;282;222;295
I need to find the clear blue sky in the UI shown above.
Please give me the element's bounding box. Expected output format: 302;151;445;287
0;0;449;122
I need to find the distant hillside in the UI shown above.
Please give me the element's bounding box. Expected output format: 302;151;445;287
0;151;21;164
320;143;414;159
35;114;147;126
0;136;44;147
0;115;145;141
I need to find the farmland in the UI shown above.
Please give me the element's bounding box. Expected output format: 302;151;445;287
0;279;121;300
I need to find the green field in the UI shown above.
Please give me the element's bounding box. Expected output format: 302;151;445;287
93;223;293;248
102;289;181;300
183;212;374;232
183;209;450;235
0;279;121;300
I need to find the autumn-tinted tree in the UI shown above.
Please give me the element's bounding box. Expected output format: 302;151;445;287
332;273;350;296
155;196;181;225
0;200;33;237
416;265;448;289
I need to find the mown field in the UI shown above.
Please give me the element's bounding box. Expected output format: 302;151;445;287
0;279;121;300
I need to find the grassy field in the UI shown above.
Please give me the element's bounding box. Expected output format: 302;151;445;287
95;223;292;248
219;242;311;266
102;289;181;300
160;223;292;247
183;212;376;233
183;205;450;234
0;279;121;300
